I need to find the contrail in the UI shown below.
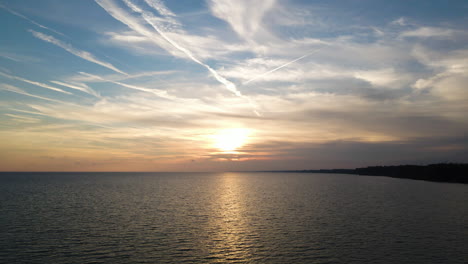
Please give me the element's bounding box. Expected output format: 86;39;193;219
50;81;100;98
140;10;262;115
0;83;65;103
0;4;65;37
96;0;260;115
30;30;127;75
0;71;72;94
123;0;243;97
145;13;242;96
243;48;322;85
79;72;175;100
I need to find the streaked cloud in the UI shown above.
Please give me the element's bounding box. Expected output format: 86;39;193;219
50;81;100;97
0;71;72;94
243;49;323;85
78;72;174;99
0;83;65;103
30;30;127;75
208;0;276;41
4;113;41;123
97;0;258;113
400;27;459;39
0;3;65;36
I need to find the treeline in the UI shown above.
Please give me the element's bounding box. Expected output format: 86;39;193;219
295;163;468;184
353;163;468;183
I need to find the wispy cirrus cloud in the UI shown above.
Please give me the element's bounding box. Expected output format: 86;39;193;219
0;71;72;94
0;53;21;62
96;0;256;113
208;0;276;42
144;0;176;18
65;70;176;83
0;83;65;103
94;0;180;56
0;3;65;36
79;72;174;99
142;0;180;31
50;81;100;97
105;30;249;60
400;27;460;39
29;30;127;75
4;113;41;123
0;52;41;63
122;0;243;97
243;48;323;85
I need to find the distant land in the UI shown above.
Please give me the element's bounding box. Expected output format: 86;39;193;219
268;163;468;184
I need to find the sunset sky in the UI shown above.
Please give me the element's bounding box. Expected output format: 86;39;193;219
1;0;467;171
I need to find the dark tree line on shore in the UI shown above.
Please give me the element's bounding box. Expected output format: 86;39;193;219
353;163;468;183
280;163;468;184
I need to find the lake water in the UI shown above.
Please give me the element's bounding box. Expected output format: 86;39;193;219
0;172;467;263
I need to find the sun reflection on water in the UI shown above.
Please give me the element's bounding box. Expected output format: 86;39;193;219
206;173;257;262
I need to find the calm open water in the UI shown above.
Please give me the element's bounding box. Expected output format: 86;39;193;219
0;172;467;263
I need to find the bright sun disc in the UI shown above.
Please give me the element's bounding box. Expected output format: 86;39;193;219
213;128;250;152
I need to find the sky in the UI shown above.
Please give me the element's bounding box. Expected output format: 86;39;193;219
0;0;467;171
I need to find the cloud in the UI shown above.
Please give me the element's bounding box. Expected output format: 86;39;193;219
0;3;65;36
222;59;413;90
50;81;100;97
4;113;41;123
107;31;149;43
0;83;65;102
2;0;468;171
208;0;276;41
121;0;244;97
391;17;408;26
0;52;40;63
430;74;468;102
0;71;72;94
400;27;458;39
237;136;468;170
19;94;210;130
353;68;411;88
97;0;260;115
65;69;177;83
0;53;21;62
94;0;182;57
412;45;468;73
243;49;322;85
79;72;174;99
142;0;180;30
141;13;243;97
29;30;127;75
411;45;468;107
104;30;250;60
143;0;176;18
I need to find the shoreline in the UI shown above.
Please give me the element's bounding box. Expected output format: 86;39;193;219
265;163;468;184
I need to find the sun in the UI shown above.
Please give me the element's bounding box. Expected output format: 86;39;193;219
213;128;250;153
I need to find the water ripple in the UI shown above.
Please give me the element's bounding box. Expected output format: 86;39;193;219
0;172;467;263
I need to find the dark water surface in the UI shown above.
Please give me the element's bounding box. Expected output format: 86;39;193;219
1;172;467;263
